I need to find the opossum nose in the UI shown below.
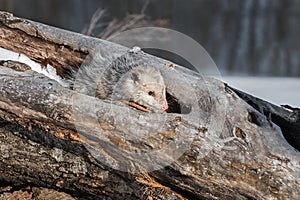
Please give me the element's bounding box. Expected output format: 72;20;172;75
162;101;168;111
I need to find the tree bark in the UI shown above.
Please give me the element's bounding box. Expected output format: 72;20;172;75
0;11;299;200
225;84;300;152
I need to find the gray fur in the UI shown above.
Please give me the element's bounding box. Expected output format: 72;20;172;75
69;50;168;112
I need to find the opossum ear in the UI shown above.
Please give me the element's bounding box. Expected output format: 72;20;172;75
131;72;140;83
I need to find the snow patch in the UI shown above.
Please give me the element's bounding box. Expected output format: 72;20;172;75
222;76;300;108
0;47;68;87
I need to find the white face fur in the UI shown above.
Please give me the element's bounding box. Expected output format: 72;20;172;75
112;66;168;112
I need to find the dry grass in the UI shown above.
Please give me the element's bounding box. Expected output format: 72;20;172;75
82;8;169;39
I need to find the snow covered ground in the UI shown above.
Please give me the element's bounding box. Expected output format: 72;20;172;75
222;77;300;108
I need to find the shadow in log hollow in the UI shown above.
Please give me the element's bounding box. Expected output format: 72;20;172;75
165;92;191;114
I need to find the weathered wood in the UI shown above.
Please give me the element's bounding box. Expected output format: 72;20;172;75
0;11;299;200
226;84;300;151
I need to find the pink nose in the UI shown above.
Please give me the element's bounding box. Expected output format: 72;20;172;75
162;101;168;111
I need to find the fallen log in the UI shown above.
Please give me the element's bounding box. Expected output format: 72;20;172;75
0;11;299;200
225;85;300;152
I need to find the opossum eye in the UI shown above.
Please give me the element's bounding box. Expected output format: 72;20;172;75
148;91;155;97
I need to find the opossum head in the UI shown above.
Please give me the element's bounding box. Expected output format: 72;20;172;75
112;66;168;113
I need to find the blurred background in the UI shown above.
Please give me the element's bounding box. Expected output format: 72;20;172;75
1;0;299;106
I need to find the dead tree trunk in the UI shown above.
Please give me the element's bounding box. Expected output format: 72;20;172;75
0;11;299;200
